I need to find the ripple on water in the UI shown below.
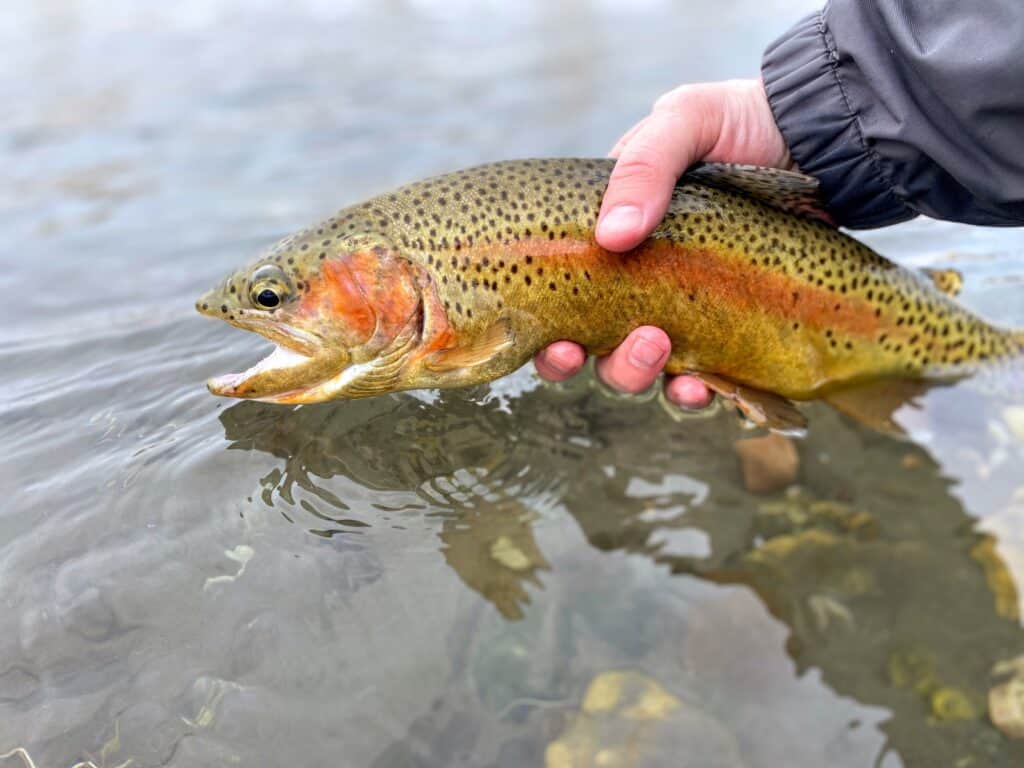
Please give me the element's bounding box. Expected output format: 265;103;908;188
216;369;597;536
3;3;1024;761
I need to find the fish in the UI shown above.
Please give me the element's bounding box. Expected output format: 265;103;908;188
196;159;1024;432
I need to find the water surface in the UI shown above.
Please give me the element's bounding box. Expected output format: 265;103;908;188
3;2;1024;766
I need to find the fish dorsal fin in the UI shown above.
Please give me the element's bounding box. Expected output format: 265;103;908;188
688;372;808;436
823;378;932;435
683;163;832;224
425;319;514;373
921;267;964;297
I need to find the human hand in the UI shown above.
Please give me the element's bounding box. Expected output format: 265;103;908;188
534;79;791;408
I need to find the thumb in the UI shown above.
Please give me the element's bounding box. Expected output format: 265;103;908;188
596;87;723;252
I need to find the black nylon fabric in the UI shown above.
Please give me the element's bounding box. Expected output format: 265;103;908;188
762;1;1024;228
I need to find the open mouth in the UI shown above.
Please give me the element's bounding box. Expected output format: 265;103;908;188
207;343;315;397
199;305;330;401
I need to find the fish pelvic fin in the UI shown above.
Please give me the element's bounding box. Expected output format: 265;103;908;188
687;372;808;436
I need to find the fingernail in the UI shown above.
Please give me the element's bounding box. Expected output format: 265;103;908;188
598;205;643;238
628;336;666;368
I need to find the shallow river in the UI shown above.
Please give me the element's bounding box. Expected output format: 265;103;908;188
4;1;1024;766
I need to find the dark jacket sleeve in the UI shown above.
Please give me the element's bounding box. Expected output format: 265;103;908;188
761;1;1024;228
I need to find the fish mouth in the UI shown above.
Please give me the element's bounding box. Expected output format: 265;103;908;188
206;343;319;399
200;307;339;402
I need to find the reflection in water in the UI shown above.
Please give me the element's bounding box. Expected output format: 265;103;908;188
438;501;550;621
221;376;1024;765
6;0;1024;764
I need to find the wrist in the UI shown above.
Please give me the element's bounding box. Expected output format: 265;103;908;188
695;79;793;171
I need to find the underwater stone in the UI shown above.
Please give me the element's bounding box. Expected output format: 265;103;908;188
734;433;800;494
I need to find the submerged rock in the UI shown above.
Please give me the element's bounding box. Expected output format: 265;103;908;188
545;670;743;768
733;434;799;494
989;656;1024;738
887;648;983;723
931;686;980;721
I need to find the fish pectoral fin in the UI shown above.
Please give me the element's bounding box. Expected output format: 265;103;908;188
823;378;932;435
689;372;808;436
921;267;964;297
684;163;831;224
424;319;514;373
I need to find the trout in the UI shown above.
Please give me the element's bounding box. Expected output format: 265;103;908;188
196;159;1024;431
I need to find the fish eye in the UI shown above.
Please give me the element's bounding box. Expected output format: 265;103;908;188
256;288;280;308
248;264;291;310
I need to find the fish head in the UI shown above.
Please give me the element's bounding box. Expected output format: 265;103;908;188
197;230;424;403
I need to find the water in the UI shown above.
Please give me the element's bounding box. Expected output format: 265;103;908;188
3;1;1024;766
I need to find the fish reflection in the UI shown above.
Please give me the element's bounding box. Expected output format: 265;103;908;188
438;501;549;621
220;380;1024;764
220;383;581;618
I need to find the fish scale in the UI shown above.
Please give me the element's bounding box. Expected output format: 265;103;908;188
198;159;1024;419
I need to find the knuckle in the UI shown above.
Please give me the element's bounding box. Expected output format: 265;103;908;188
605;375;644;395
609;153;666;189
598;363;652;395
652;85;695;115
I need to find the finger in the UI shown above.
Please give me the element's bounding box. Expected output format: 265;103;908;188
534;341;587;382
608;116;650;159
664;374;715;410
595;326;671;394
596;91;718;252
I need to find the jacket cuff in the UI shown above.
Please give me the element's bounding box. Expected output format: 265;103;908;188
762;11;914;228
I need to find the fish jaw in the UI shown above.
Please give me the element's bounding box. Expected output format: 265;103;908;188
207;346;311;399
204;335;351;402
196;300;348;402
